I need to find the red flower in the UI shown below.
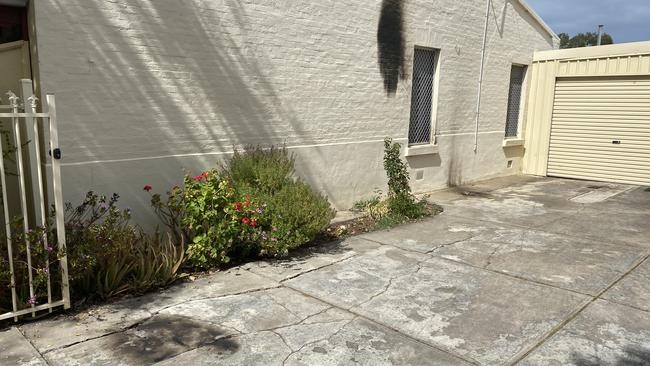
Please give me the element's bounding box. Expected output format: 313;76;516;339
242;218;250;224
202;171;210;179
245;194;252;200
193;175;203;182
143;185;152;192
244;201;251;207
233;202;243;212
250;221;257;228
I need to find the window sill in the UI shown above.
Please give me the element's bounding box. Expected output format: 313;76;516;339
406;144;439;157
502;138;525;147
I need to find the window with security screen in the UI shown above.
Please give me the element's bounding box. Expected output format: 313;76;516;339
505;65;527;138
408;48;438;145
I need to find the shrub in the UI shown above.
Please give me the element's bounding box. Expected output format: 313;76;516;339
222;145;294;194
1;224;63;312
150;146;335;268
62;192;184;300
177;171;268;268
258;180;335;257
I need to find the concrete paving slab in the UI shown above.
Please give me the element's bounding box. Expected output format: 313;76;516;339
159;287;330;334
359;214;495;254
156;318;471;366
442;192;579;228
287;248;589;365
120;267;280;313
242;237;380;282
153;331;289;366
43;314;239;366
20;268;278;353
285;246;429;310
540;206;650;248
0;327;47;366
431;226;646;295
602;257;650;312
519;300;650;365
19;303;152;354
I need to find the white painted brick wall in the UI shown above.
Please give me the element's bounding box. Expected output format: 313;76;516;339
33;0;554;223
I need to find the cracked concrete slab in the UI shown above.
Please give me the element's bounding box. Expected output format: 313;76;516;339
156;318;470;366
43;314;239;366
286;248;589;365
0;327;47;366
519;300;650;365
359;214;492;254
430;226;646;295
241;237;381;282
285;246;429;310
19;303;152;354
602;257;650;312
160;287;330;334
19;268;279;353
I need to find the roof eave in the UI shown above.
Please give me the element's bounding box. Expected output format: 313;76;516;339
516;0;560;43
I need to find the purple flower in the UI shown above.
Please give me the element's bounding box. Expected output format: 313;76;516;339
47;245;54;252
271;237;278;242
43;267;49;274
27;296;37;305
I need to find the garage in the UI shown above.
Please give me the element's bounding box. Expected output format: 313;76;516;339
522;42;650;186
547;77;650;185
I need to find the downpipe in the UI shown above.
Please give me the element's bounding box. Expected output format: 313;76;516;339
474;0;491;153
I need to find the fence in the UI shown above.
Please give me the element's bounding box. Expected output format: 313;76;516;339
0;84;70;321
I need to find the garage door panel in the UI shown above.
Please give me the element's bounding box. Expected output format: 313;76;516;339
549;152;650;166
550;145;650;157
550;135;650;147
548;77;650;185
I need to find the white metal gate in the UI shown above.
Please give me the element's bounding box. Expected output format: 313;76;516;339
0;86;70;321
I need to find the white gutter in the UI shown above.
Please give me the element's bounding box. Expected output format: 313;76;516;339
474;0;490;153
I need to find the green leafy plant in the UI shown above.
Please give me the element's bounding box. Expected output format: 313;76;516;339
222;145;294;194
1;223;63;312
148;146;335;268
60;192;184;301
257;180;335;257
353;139;441;230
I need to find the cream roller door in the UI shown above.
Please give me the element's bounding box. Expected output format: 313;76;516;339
547;77;650;185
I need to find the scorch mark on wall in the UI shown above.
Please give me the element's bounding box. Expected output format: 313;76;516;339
377;0;405;96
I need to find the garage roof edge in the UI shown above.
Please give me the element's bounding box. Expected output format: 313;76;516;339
533;41;650;62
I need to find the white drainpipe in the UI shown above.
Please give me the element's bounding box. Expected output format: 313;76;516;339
474;0;491;153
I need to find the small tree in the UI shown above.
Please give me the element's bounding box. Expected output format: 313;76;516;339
558;32;614;49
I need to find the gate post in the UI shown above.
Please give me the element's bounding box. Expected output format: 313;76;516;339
46;94;70;309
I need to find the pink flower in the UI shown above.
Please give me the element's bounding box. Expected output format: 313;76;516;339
242;218;250;224
27;296;37;305
193;175;203;182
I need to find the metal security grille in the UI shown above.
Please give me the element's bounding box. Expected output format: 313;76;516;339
505;65;526;137
409;48;437;145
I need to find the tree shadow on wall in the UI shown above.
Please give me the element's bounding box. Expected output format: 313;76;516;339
572;346;650;366
377;0;405;96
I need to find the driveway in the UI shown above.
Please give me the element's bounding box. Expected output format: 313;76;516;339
3;176;650;365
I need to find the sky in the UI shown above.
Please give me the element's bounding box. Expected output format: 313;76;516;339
526;0;650;43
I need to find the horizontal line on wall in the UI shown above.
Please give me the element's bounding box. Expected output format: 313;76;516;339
50;131;505;167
